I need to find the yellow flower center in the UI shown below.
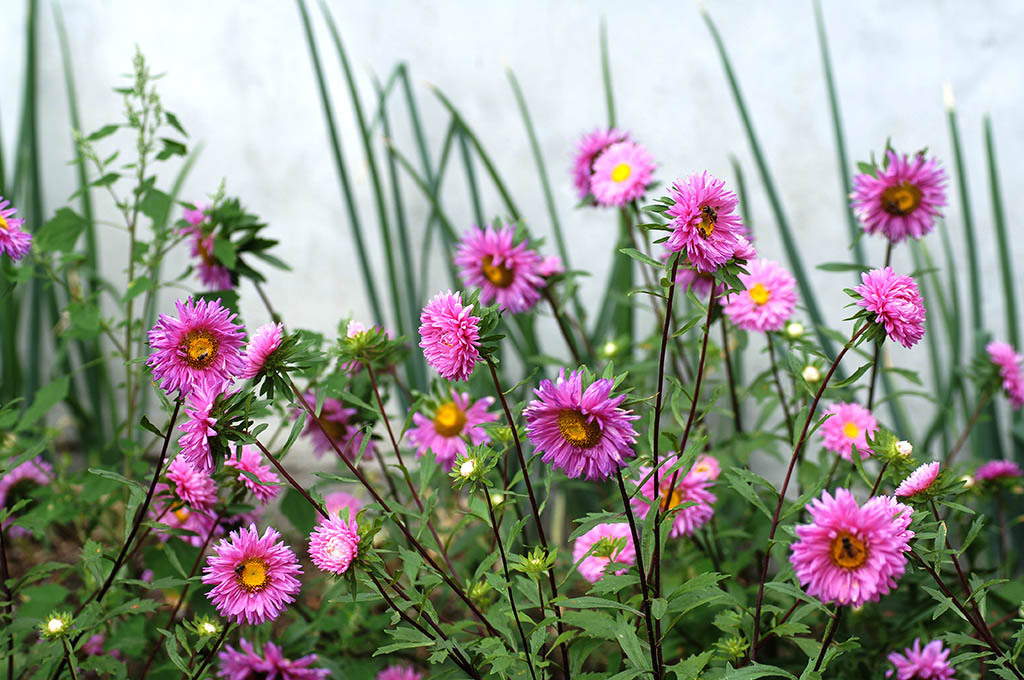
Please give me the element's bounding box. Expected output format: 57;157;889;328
748;283;771;306
235;558;269;592
659;485;684;512
556;410;602;449
842;422;860;440
181;330;218;369
697;205;717;238
611;163;632;183
0;215;8;232
173;506;191;523
881;181;922;216
481;255;515;289
433;401;467;438
829;531;869;569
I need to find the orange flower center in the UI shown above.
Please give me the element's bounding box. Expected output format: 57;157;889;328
697;205;717;238
433;401;467;438
829;531;869;569
556;410;602;449
611;163;632;183
659;484;684;512
842;422;860;440
173;506;191;523
0;215;8;232
235;558;269;592
481;255;515;289
749;283;770;306
182;330;218;369
881;182;922;216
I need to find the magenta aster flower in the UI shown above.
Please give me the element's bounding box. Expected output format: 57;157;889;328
324;491;362;520
203;524;302;625
376;665;424;680
986;341;1024;409
181;201;208;231
308;515;359;575
723;259;797;332
790;488;914;607
166;456;217;511
886;638;955;680
147;296;246;396
573;522;636;583
407;392;497;470
240;323;284;380
0;196;32;262
852;150;947;244
0;457;53;538
631;453;717;538
523;369;639;481
895;462;941;498
419;290;481;382
178;380;225;473
590;141;655;207
295;393;374;461
218;638;328;680
665;172;745;273
975;459;1022;481
150;482;219;548
821;402;877;461
454;224;545;313
225;446;281;504
854;267;926;349
191;233;234;290
538;254;564;278
572;127;631;200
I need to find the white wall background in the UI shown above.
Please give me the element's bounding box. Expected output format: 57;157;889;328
2;1;1022;440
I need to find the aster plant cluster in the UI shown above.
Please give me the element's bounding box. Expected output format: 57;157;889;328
2;14;1024;680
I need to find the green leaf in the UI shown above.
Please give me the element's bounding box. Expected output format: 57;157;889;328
211;235;237;268
618;247;664;269
85;123;119;141
124;275;154;302
18;375;70;430
667;651;713;680
139;189;171;226
34;208;84;253
280;487;317;535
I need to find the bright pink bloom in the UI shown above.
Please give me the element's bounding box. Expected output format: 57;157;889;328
572;127;631;200
790;489;914;607
295;393;374;461
166;456;217;511
376;665;424;680
523;369;639;481
178;380;225;473
147;297;245;396
855;267;926;349
538;254;564;277
986;341;1024;409
308;515;359;574
723;259;797;332
0;196;32;261
203;524;302;625
181;202;208;230
419;291;481;382
407;392;497;470
975;459;1022;481
82;634;122;660
821;402;877;461
455;224;545;313
225;446;281;504
631;453;717;538
218;638;328;680
191;233;234;290
573;522;636;583
886;638;955;680
150;481;219;548
666;172;745;273
0;457;53;538
852;150;947;244
590;141;655;207
324;491;362;520
240;323;284;380
895;462;941;498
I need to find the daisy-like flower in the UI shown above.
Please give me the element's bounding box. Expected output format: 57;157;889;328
295;393;375;461
191;233;234;291
665;172;745;273
202;524;302;625
723;259;798;332
975;459;1022;482
0;196;32;261
572;127;631;200
573;522;636;583
590;141;655;207
895;462;941;498
240;323;284;380
147;297;246;396
454;224;545;313
218;638;329;680
308;515;359;574
178;380;226;473
324;491;362;520
0;457;54;538
150;482;219;548
225;446;281;504
986;341;1024;409
523;369;639;481
419;290;481;382
376;665;424;680
166;456;217;511
538;254;564;278
181;202;208;231
854;267;926;349
631;453;718;538
407;392;497;470
886;638;955;680
790;488;914;607
821;402;877;461
852;150;947;244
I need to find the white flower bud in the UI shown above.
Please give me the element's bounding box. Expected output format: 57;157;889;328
459;459;477;478
802;365;821;383
786;322;804;339
895;440;913;457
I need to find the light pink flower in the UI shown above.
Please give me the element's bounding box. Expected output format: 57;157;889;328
538;254;564;277
886;638;955;680
975;459;1022;482
852;150;947;244
665;172;745;273
573;523;636;583
225;446;281;504
324;491;362;520
218;638;329;680
986;341;1024;409
240;323;284;380
308;515;359;574
821;402;877;461
419;291;481;382
166;456;217;511
854;267;926;349
590;141;655;207
454;224;544;313
0;457;53;538
376;665;424;680
178;380;226;473
723;259;797;332
631;453;717;538
572;127;631;200
895;462;941;498
407;392;497;470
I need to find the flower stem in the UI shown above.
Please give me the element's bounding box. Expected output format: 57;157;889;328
812;606;843;672
766;333;794;443
944;387;994;466
866;242;894;411
186;622;232;680
61;637;79;680
251;438;327;518
720;317;743;433
543;286;583;365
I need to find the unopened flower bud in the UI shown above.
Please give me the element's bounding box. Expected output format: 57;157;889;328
459;458;477;478
960;474;975;489
802;365;821;383
601;341;619;358
895;440;913;457
786;322;804;339
39;612;73;639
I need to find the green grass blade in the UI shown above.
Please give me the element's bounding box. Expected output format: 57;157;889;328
910;243;949;454
416;119;460;295
600;17;616;127
983;116;1019;347
730;155;752;235
457;126;485;227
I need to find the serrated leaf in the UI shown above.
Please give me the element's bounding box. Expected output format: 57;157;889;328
34;208;85;253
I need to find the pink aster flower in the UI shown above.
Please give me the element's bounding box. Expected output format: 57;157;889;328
538;254;564;278
376;665;424;680
821;402;877;461
166;456;217;511
975;460;1022;482
181;201;208;231
150;482;220;548
178;380;226;473
723;259;797;332
295;393;374;461
0;196;32;261
886;638;955;680
665;172;745;273
419;290;481;382
407;392;497;470
203;524;302;625
454;224;545;313
308;515;359;574
895;462;941;498
852;150;947;244
572;127;631;200
324;491;362;520
240;323;284;380
573;522;636;583
523;369;639;481
0;457;53;538
218;638;328;680
790;488;914;607
225;446;281;504
590;141;655;207
82;633;122;660
191;233;234;290
986;341;1024;409
854;267;926;349
147;296;246;396
631;453;717;538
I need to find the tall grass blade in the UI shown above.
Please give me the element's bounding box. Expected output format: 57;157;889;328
457;127;485;227
600;17;616;127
